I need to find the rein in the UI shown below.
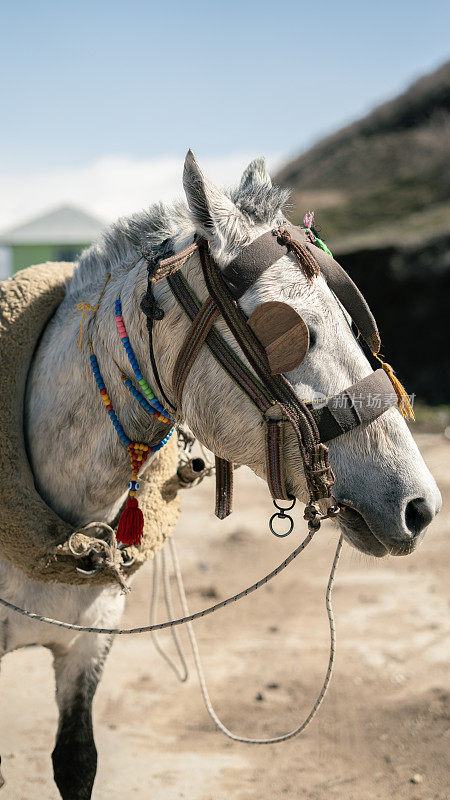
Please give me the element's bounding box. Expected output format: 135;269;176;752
0;505;337;634
0;511;343;743
160;534;343;744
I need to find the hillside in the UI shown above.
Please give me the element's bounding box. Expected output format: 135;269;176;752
275;61;450;247
275;61;450;404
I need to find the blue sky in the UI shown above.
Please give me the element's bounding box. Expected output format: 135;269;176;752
1;0;449;227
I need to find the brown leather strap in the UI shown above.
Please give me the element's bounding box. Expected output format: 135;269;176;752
307;369;397;442
222;229;290;299
265;420;289;500
198;242;335;502
222;224;321;299
215;457;234;519
305;242;381;353
173;297;219;409
168;272;274;412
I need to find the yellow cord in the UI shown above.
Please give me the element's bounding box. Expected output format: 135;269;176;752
76;273;111;351
373;353;415;421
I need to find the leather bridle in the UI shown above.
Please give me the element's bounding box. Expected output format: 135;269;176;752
142;224;400;521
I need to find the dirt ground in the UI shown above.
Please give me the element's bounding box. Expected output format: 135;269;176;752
0;433;449;800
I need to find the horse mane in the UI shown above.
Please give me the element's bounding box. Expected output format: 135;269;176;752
68;181;290;296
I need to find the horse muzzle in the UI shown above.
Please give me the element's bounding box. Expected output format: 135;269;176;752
336;485;441;557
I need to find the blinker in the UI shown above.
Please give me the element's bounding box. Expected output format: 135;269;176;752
247;301;309;375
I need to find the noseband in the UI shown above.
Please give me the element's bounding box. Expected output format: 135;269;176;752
142;223;410;522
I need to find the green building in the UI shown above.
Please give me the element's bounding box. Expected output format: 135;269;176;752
0;205;105;276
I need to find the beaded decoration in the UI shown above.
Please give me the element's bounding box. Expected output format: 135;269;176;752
120;373;172;424
76;273;176;547
115;298;170;419
89;341;174;546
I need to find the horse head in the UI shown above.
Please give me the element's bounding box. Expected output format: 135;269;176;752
149;151;441;557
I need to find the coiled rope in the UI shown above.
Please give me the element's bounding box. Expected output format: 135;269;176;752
150;548;189;682
153;535;343;744
0;525;343;741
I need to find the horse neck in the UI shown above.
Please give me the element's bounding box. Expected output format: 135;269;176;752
25;261;170;527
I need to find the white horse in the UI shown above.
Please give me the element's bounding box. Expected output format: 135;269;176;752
0;152;441;799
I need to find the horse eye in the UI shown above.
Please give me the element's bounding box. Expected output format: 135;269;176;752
308;327;317;348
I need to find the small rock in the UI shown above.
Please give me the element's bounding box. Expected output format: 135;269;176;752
266;682;279;690
199;585;218;599
255;692;264;702
228;529;248;542
410;774;423;784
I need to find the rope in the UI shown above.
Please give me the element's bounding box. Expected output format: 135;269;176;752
76;273;111;351
0;518;343;742
167;535;343;744
275;227;320;282
0;528;318;635
65;522;129;592
149;550;188;681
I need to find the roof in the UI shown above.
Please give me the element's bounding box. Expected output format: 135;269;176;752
0;205;105;245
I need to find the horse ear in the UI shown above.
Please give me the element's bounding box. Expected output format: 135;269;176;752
239;157;272;191
183;150;243;244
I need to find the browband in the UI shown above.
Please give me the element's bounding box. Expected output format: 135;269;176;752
221;229;291;299
222;223;381;353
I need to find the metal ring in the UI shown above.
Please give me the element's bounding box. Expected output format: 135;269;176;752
273;495;296;512
326;502;341;518
269;512;294;538
119;543;136;568
76;564;100;576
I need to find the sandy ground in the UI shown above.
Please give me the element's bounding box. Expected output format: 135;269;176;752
0;433;449;800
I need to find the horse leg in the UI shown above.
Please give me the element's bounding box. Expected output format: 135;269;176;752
51;633;114;800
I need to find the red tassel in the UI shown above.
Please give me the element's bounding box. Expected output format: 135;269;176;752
116;496;144;546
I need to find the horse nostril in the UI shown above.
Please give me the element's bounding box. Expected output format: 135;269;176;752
405;497;435;536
